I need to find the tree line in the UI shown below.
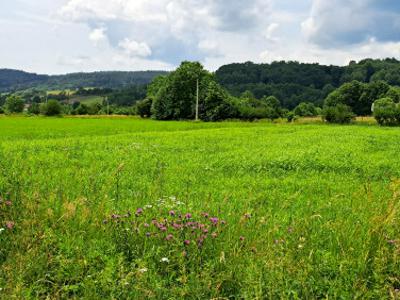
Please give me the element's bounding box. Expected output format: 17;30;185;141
1;59;400;126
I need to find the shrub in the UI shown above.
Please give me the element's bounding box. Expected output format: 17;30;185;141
286;111;295;122
373;97;399;126
41;100;62;116
0;106;4;114
136;98;153;118
5;95;24;113
74;104;89;115
294;102;318;117
322;104;355;124
87;103;102;115
27;103;41;115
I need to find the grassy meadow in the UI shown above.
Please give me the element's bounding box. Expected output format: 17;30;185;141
0;116;400;299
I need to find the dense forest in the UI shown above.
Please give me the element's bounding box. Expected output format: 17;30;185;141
216;58;400;109
0;69;167;92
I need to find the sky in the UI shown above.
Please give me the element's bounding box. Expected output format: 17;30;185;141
1;0;400;74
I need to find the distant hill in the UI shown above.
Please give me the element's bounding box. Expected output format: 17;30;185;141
0;69;49;91
0;69;168;92
3;58;400;109
216;58;400;109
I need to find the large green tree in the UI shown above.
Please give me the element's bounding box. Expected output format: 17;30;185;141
199;81;238;121
151;61;213;120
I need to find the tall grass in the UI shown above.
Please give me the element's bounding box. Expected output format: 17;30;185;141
0;117;399;299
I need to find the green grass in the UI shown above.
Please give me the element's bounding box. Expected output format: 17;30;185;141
0;116;399;299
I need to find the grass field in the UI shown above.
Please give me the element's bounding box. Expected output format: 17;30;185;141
0;117;399;299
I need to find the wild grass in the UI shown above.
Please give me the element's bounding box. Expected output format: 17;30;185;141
0;117;399;299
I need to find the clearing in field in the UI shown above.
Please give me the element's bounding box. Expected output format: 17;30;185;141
0;117;399;299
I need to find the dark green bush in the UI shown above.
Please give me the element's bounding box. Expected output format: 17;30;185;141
322;104;355;124
136;98;153;118
373;97;399;126
27;103;41;115
286;111;295;122
5;95;24;113
41;100;62;116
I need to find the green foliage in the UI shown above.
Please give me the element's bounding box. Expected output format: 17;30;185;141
5;95;24;113
385;86;400;103
107;85;147;106
323;104;355;124
324;81;391;116
27;103;41;115
200;81;238;121
151;61;213;120
0;69;167;92
294;102;318;117
216;58;400;110
74;103;89;115
87;103;103;115
373;98;400;126
238;94;282;121
41;100;62;116
136;98;153;118
286;111;295;122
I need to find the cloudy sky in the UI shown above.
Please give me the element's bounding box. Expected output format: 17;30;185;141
1;0;400;74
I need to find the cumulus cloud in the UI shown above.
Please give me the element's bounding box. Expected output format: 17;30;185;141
264;23;279;42
302;0;400;47
58;0;273;64
3;0;400;74
118;38;152;58
89;27;107;45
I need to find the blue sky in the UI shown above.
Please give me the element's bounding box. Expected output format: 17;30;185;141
1;0;399;74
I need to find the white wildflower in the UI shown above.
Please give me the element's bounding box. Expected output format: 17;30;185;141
138;268;148;273
160;257;169;263
0;228;4;233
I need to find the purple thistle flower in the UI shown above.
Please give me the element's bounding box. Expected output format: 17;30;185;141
145;232;151;237
185;213;192;220
111;214;120;219
172;223;182;230
143;223;150;228
203;229;209;234
165;234;173;241
201;212;209;218
169;210;176;216
210;217;219;225
184;240;191;245
135;208;143;216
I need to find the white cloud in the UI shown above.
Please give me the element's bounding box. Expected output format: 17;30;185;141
118;38;152;58
264;23;279;41
89;27;107;45
2;0;400;74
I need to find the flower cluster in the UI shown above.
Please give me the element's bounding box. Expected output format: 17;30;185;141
106;207;227;250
